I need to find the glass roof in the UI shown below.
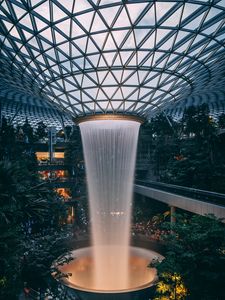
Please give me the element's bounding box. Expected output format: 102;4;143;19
0;0;225;119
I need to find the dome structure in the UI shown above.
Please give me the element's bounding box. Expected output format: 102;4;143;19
0;0;225;119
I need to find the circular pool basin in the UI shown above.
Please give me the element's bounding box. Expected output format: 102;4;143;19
57;246;163;300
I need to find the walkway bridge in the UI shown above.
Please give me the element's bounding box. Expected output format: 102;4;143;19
134;180;225;220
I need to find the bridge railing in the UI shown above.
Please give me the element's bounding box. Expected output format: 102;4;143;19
135;180;225;207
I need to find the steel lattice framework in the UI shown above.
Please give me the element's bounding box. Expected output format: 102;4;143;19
0;0;225;119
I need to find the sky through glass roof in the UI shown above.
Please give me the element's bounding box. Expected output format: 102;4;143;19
0;0;225;119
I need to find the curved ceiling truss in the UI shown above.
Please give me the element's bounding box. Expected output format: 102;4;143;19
0;0;225;119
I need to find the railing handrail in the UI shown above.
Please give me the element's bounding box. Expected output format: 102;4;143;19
135;179;225;207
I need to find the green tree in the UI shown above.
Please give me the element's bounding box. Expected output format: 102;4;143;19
218;113;225;129
0;116;16;160
0;164;23;299
0;119;72;299
140;105;225;193
182;104;215;138
22;232;72;296
148;113;180;179
35;121;48;141
0;160;47;299
152;214;225;300
22;118;34;143
160;105;225;192
64;127;85;194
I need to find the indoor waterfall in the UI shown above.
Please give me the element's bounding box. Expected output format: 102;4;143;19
79;119;140;290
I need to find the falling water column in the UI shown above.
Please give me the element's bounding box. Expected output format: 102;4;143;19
79;116;141;291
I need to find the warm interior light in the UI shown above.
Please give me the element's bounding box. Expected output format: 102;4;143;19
58;246;163;293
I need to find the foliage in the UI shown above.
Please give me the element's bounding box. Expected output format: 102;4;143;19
140;113;180;179
152;214;225;300
0;158;68;299
0;117;71;299
0;116;17;160
154;273;187;300
64;125;73;140
182;104;215;138
218;113;225;129
64;127;83;177
22;118;35;143
139;104;225;193
64;127;89;227
133;195;168;223
0;160;40;299
35;121;48;140
22;232;72;293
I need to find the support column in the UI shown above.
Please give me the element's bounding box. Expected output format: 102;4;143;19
170;205;176;224
48;127;56;163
